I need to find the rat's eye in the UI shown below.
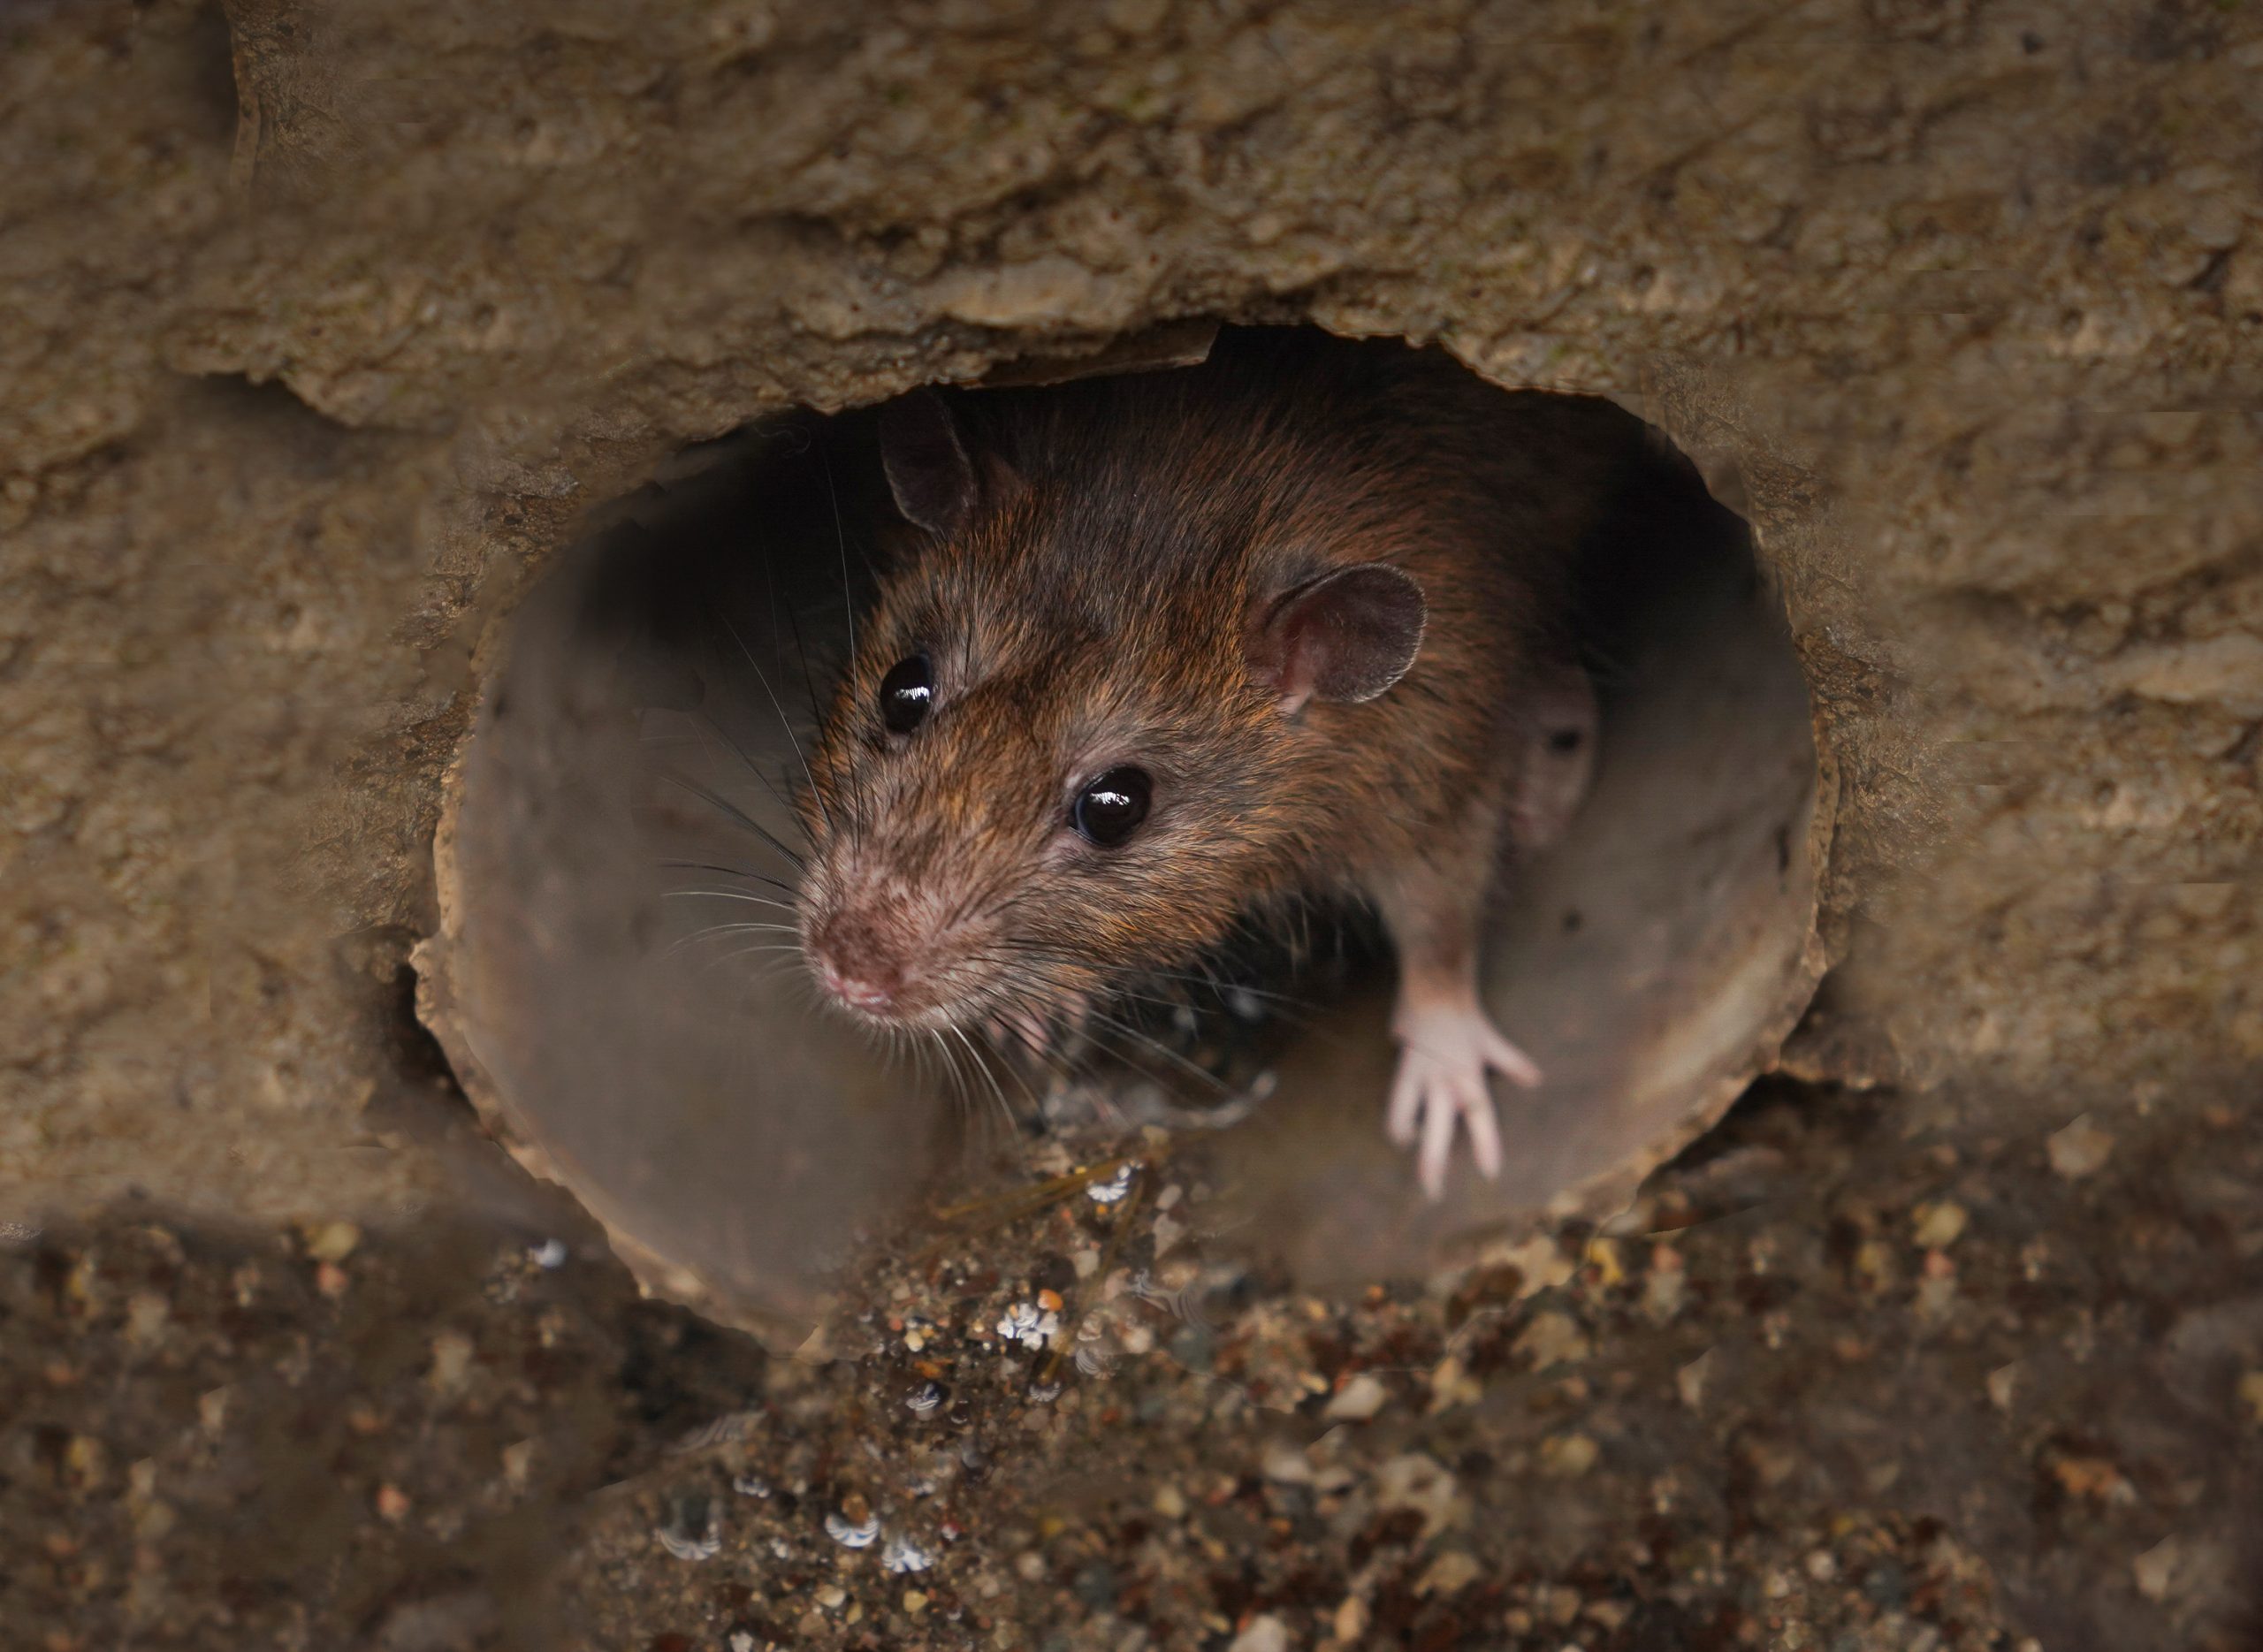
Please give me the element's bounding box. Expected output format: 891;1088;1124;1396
879;655;933;734
1072;767;1152;848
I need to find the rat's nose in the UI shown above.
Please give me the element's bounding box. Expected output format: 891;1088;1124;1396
819;955;902;1014
809;914;910;1016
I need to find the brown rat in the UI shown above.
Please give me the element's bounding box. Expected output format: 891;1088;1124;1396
795;328;1612;1197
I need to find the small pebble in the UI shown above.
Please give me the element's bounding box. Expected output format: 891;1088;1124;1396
1324;1372;1391;1421
2132;1536;2184;1602
1416;1551;1482;1595
1910;1201;1968;1249
2047;1115;2114;1179
1539;1434;1599;1477
1227;1614;1290;1652
306;1221;361;1263
528;1237;568;1268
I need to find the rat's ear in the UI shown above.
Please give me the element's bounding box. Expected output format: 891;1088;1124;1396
878;390;979;538
1246;562;1427;714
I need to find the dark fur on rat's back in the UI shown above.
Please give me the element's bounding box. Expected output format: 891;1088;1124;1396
797;328;1627;1034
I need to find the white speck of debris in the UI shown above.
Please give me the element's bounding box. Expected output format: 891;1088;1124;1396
0;1221;44;1244
882;1534;933;1573
905;1382;944;1414
1677;1349;1715;1411
2048;1114;2114;1179
1324;1372;1391;1422
732;1473;771;1497
1227;986;1265;1021
728;1633;755;1652
825;1511;880;1549
1086;1163;1139;1204
995;1302;1058;1348
1246;1068;1277;1101
1228;1612;1291;1652
528;1238;568;1268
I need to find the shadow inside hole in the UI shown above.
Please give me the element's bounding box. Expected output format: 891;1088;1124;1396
435;341;1822;1330
439;410;949;1336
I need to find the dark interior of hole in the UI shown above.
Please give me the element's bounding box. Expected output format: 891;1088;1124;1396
546;331;1764;1150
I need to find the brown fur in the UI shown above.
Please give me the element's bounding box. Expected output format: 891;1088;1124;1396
797;328;1628;1034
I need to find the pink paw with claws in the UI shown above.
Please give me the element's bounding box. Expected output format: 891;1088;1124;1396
1385;1000;1542;1199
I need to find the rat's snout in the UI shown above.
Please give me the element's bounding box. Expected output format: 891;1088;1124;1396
806;908;912;1016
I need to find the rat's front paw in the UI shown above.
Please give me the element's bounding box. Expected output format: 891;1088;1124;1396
1385;1006;1543;1199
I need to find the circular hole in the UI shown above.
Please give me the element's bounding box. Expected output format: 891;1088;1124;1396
421;326;1829;1331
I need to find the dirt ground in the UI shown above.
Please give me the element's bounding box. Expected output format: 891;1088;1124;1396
8;1069;2259;1651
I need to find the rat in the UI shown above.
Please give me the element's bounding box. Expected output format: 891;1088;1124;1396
794;328;1605;1198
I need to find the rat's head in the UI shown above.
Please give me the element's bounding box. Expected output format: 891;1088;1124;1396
795;385;1426;1038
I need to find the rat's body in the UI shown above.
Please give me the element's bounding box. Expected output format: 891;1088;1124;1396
796;329;1612;1196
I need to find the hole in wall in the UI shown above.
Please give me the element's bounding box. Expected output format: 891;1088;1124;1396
416;325;1831;1335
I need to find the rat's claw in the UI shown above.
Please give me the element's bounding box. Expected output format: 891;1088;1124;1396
1481;1024;1543;1089
1387;1002;1542;1199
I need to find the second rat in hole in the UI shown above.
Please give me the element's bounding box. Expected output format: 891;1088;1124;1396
794;328;1606;1199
